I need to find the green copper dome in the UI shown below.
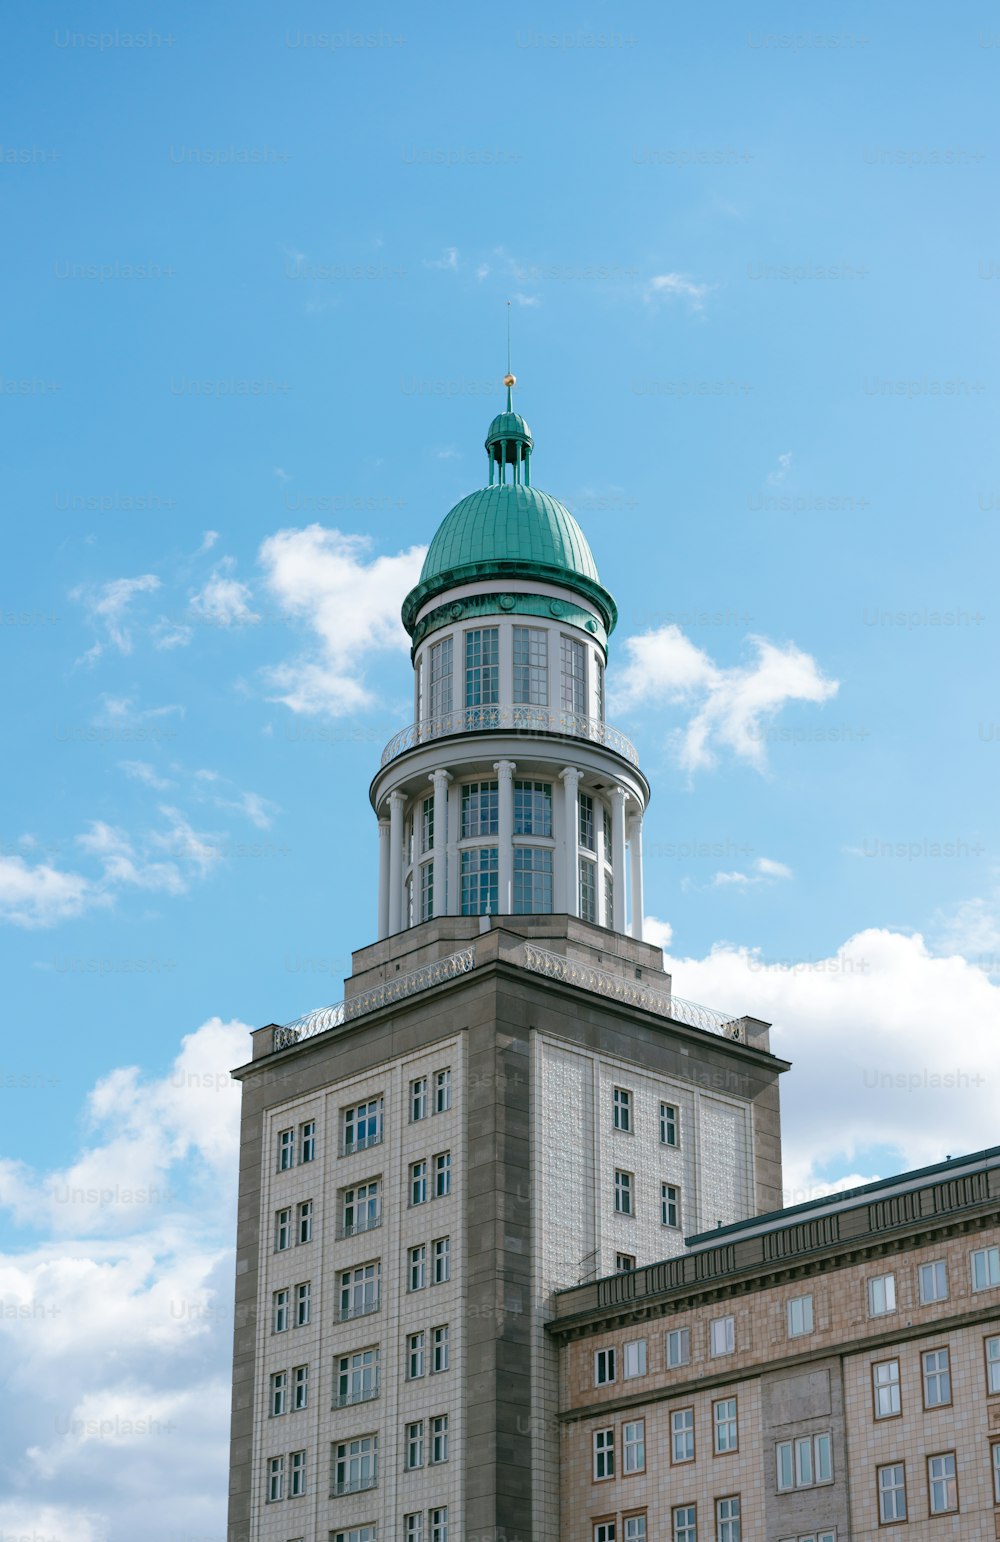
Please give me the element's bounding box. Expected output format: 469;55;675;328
486;411;532;450
401;482;617;636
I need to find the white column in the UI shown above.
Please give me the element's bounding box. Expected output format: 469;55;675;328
596;802;609;928
377;817;391;939
611;786;628;933
447;780;461;916
388;790;405;935
494;760;516;915
628;811;644;941
430;770;451;920
560;767;582;917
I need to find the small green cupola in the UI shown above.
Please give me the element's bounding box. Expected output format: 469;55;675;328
486;374;533;485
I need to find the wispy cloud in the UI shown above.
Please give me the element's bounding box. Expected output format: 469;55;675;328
189;558;258;629
767;451;793;487
645;272;711;310
713;856;794;887
611;625;838;773
71;575;161;663
425;246;459;271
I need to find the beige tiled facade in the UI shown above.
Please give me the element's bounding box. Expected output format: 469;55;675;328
553;1155;1000;1542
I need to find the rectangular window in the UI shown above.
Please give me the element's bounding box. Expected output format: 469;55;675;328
873;1358;901;1418
613;1087;632;1132
672;1506;696;1542
465;627;499;716
270;1370;287;1417
621;1523;644;1542
623;1339;647;1379
343;1098;383;1154
604;868;614;925
972;1245;1000;1290
614;1169;633;1215
710;1316;735;1357
595;1347;616;1386
342;1181;381;1237
714;1397;738;1454
405;1515;423;1542
433;1236;451;1283
335;1347;379;1408
278;1128;294;1171
562;635;587;715
430;1508;448;1542
715;1495;740;1542
579;791;596;851
623;1419;645;1474
267;1454;284;1502
299;1119;315;1163
275;1208;291;1251
616;1252;636;1273
787;1294;813;1337
513;845;553;913
405;1421;423;1470
596;658;605;722
986;1334;1000;1394
579;857;597;922
297;1200;313;1245
919;1258;948;1304
513;779;552;835
660;1102;679;1147
434;1068;452;1112
878;1463;907;1522
460;846;498;916
420;797;435;864
593;1525;615;1542
434;1151;451;1197
461;779;499;838
593;1427;615;1479
661;1183;680;1229
922;1347;951;1408
333;1435;378;1495
777;1434;833;1490
334;1531;376;1542
411;1077;428;1122
294;1281;310;1326
667;1327;691;1367
993;1442;1000;1503
432;1324;449;1372
409;1245;427;1292
407;1331;425;1380
429;635;453;720
289;1449;306;1497
868;1272;896;1316
419;861;434;923
671;1406;695;1463
430;1414;449;1464
273;1289;289;1333
293;1364;308;1410
410;1160;427;1206
339;1262;380;1320
927;1451;957;1514
513;626;548;706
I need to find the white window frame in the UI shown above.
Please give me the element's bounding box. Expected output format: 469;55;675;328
613;1086;632;1132
878;1462;907;1522
432;1323;449;1373
411;1077;428;1122
594;1347;616;1386
660;1101;679;1147
927;1451;957;1514
623;1339;647;1379
666;1326;690;1367
407;1331;425;1380
919;1258;948;1304
614;1168;634;1215
714;1396;738;1454
710;1315;735;1356
593;1426;615;1480
623;1418;645;1474
434;1067;452;1112
671;1406;694;1463
972;1245;1000;1290
867;1272;896;1316
873;1357;900;1419
661;1182;680;1229
787;1293;814;1338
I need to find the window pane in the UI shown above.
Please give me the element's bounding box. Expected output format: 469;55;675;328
513;846;553;913
513;626;548;706
461;846;498;916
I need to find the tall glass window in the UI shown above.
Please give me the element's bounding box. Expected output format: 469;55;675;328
561;636;587;715
513;848;553;913
421;796;434;856
428;636;453;720
461;848;498;915
419;862;433;922
596;657;605;721
513;780;552;835
462;782;498;838
465;628;499;719
579;792;595;851
580;858;597;922
513;625;548;707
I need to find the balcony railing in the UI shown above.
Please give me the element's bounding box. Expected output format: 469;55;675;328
332;1474;378;1497
274;946;476;1054
379;706;639;769
338;1297;381;1322
333;1384;380;1409
341;1132;383;1157
336;1213;382;1240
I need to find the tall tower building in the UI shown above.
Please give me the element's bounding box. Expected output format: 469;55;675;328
226;381;789;1542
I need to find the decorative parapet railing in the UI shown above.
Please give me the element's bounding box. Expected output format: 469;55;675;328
272;946;476;1053
521;944;746;1042
380;707;639;769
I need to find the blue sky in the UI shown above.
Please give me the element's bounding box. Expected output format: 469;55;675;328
2;3;1000;1537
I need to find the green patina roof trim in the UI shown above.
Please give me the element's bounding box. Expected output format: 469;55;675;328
404;483;616;636
411;590;609;657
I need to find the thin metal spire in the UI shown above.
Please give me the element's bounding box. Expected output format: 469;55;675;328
504;299;515;410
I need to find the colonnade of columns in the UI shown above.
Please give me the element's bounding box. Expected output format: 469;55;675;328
376;764;645;943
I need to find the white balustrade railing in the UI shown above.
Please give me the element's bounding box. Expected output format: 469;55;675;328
273;946;476;1053
379;707;639;769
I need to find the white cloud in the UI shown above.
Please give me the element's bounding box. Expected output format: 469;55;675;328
646;272;711;310
75;821;187;896
0;855;97;929
258;525;425;715
643;915;674;950
425;246;459;271
434;448;460;460
767;451;793;486
932;887;1000;976
665;927;1000;1205
189;559;258;628
611;625;838;773
119;761;173;792
476;263;490;280
150;617;192;650
513;291;540;306
71;575;161;662
756;856;793;880
713;856;794;886
0;1018;248;1541
197;530;219;554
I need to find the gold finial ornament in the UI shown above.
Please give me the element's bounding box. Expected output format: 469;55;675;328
503;373;516;388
